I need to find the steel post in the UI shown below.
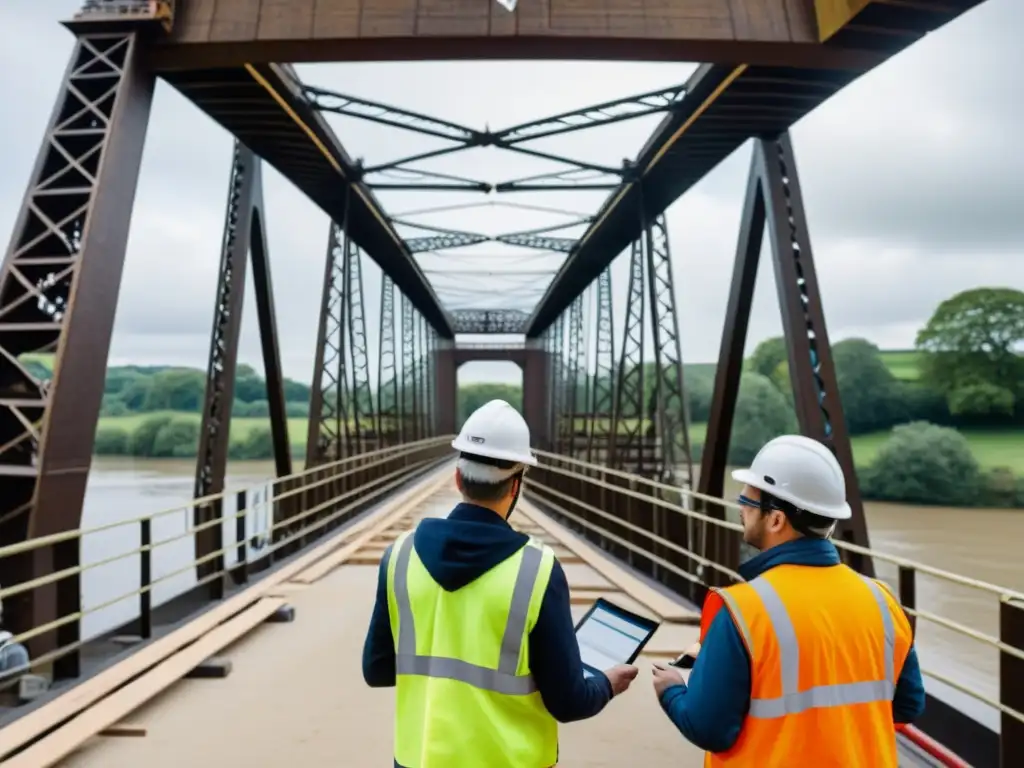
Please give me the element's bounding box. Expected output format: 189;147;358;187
0;32;155;672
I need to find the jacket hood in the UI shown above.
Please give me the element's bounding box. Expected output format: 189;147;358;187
412;502;530;592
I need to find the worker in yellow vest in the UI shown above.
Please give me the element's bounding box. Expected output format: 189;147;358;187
651;435;925;766
362;399;638;767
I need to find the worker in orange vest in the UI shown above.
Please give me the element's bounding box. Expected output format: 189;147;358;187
651;435;925;766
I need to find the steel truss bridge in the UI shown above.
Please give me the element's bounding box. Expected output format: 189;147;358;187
0;1;1020;766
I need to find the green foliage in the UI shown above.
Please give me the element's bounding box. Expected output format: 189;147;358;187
860;422;982;507
749;337;787;379
152;418;200;458
229;427;275;460
727;373;798;466
832;338;904;434
129;415;175;458
978;467;1024;508
457;383;523;428
948;382;1015;417
94;427;131;455
915;287;1024;415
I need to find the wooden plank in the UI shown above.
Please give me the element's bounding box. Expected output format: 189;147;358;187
0;465;451;762
257;0;317;39
6;599;287;768
290;473;451;584
516;499;698;623
98;723;146;738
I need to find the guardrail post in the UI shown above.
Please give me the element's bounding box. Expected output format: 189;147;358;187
210;498;225;600
1000;596;1024;767
897;565;916;635
139;516;151;640
234;489;248;585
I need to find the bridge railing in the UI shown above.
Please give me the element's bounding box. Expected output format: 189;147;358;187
526;449;1024;765
0;436;450;696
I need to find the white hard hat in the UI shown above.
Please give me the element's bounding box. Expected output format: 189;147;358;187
731;435;851;520
451;399;537;466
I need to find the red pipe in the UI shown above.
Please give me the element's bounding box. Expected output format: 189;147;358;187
898;724;973;768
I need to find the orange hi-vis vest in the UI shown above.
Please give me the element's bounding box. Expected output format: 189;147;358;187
704;563;914;768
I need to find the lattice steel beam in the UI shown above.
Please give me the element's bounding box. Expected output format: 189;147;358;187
493;82;688;144
400;294;419;443
194;140;295;594
564;294;586;458
609;238;646;474
643;212;693;488
449;309;531;334
586;266;615;465
345;241;374;454
495;167;621;193
0;31;155;672
494;234;576;253
699;132;872;575
377;276;399;447
306;217;349;468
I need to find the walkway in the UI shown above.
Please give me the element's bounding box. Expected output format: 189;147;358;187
57;471;705;767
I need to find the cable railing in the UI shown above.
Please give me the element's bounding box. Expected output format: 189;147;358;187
0;436;451;695
525;449;1024;763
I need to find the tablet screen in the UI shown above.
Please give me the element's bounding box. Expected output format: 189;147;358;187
575;598;660;677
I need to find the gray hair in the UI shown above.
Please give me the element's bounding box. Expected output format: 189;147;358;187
456;456;524;485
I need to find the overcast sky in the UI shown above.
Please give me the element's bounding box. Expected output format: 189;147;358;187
2;1;1021;386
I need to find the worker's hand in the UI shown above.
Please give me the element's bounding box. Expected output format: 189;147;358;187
683;641;701;658
651;662;685;698
603;664;639;696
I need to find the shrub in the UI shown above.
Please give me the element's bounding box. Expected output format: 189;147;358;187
727;373;798;466
151;418;200;458
229;427;275;460
129;415;175;457
94;427;131;455
860;422;982;506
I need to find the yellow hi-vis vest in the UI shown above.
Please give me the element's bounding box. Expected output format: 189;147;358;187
386;530;558;768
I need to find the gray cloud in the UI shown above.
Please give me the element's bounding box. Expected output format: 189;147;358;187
1;0;1021;388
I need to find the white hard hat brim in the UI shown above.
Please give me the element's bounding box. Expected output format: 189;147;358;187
451;435;538;467
731;468;852;521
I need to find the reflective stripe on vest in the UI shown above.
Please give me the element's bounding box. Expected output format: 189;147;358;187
392;533;544;696
721;574;896;719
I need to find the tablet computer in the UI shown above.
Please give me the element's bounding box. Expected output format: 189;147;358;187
574;597;661;679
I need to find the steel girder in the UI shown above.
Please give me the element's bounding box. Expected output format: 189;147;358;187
377;276;399;446
699;132;872;575
400;293;420;444
449;309;530;335
194;140;291;593
0;31;155;672
586;267;615;465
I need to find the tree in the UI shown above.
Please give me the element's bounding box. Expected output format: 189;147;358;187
832;339;903;434
728;373;798;466
860;422;981;507
458;383;522;428
916;287;1024;416
749;337;787;380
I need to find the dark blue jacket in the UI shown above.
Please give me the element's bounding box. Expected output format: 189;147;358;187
659;537;927;752
362;502;613;723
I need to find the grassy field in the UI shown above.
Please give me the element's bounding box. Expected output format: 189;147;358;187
99;411;311;446
877;349;921;381
98;412;1022;472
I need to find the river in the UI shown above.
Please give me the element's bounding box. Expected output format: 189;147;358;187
76;458;1021;709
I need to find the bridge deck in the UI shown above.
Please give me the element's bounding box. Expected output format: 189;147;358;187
55;473;705;767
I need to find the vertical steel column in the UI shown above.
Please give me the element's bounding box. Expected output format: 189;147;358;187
345;243;373;457
550;313;566;454
564;295;585;458
609;239;646;474
698;148;764;586
247;177;292;480
0;31;155;672
376;276;398;447
426;327;436;437
760;133;872;572
194;142;255;596
587;267;615;466
305;210;349;469
400;294;417;444
417;312;428;441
